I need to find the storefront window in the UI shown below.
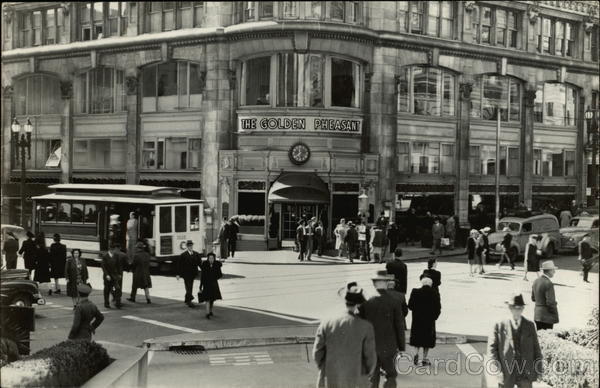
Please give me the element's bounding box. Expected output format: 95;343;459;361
277;53;324;107
541;149;564;177
534;83;577;126
75;67;126;114
397;66;455;116
243;56;271;106
441;144;454;174
565;150;575;176
411;142;440;174
14;74;61;116
73;138;126;169
142;61;203;112
141;138;201;170
471;75;521;122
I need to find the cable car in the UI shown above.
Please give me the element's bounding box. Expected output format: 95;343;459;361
32;184;204;271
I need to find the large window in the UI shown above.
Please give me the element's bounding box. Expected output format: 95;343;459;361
75;67;126;114
470;75;521;122
470;5;519;48
537;16;576;57
17;139;62;171
411;142;440;174
533;83;577;126
73;138;126;169
535;149;576;177
142;61;203;112
141;138;201;170
239;2;360;23
78;2;128;40
480;145;507;176
18;7;65;47
242;54;361;109
399;1;455;39
397;66;455;116
14;75;61;116
144;2;204;32
398;142;410;173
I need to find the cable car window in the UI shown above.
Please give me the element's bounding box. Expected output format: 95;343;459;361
72;203;84;223
190;205;200;231
42;202;57;223
84;204;98;224
159;207;172;233
57;203;71;222
175;206;187;233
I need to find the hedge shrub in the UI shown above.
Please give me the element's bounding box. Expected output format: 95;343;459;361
0;340;110;387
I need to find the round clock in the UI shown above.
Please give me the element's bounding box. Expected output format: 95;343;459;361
289;142;311;165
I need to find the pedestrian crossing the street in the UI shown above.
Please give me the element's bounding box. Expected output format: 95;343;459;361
209;351;274;366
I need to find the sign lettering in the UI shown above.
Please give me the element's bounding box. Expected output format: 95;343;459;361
238;115;362;134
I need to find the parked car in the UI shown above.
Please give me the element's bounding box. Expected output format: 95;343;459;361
0;269;45;307
560;216;599;252
487;214;561;261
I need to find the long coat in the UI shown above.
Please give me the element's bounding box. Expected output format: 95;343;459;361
18;238;36;270
199;260;222;302
488;317;543;386
65;257;89;298
131;247;152;289
360;290;406;357
387;289;409;331
33;246;51;283
49;242;67;279
408;285;441;348
68;299;104;341
345;228;359;253
420;268;442;290
313;312;377;388
178;250;201;279
531;276;559;324
386;259;407;294
2;238;19;266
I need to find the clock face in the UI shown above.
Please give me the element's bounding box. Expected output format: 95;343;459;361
289;143;310;165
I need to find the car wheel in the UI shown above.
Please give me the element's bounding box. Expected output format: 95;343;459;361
545;243;554;259
11;293;32;307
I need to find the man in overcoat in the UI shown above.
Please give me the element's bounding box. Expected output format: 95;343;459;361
488;293;543;388
177;240;201;307
360;272;406;388
2;232;19;269
531;261;559;330
386;248;407;294
296;220;306;261
101;244;124;308
313;282;376;388
18;231;36;276
68;284;104;341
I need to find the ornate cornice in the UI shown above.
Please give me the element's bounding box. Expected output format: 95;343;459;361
523;1;599;18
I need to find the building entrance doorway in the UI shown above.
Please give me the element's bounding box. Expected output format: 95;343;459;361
281;203;328;240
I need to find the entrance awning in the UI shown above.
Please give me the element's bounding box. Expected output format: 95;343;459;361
268;173;329;204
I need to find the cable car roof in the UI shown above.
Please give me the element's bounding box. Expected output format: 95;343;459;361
32;193;202;205
47;184;184;196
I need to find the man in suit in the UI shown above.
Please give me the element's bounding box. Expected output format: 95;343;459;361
531;260;559;330
101;244;124;308
360;272;406;388
177;240;201;307
313;282;376;388
68;284;104;341
18;231;36;277
386;248;407;294
2;232;19;270
218;217;230;261
228;218;239;258
488;293;543;388
296;220;306;261
306;217;316;261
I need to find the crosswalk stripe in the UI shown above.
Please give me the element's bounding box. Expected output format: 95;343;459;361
122;315;203;333
221;304;320;324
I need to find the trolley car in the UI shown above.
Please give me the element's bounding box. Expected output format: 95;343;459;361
32;184;204;270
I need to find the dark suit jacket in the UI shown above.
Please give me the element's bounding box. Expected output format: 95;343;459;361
531;275;559;324
488;317;543;386
18;239;36;269
386;259;407;294
359;290;406;356
68;299;104;340
178;250;201;278
101;251;123;280
420;268;441;289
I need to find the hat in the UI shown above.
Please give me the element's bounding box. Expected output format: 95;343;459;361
186;240;194;246
206;252;216;259
77;283;92;296
421;277;433;287
26;231;34;238
481;227;491;233
338;282;366;306
540;260;558;271
505;293;526;307
372;270;395;282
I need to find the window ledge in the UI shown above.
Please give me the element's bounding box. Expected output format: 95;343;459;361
471;119;521;128
237;107;363;115
139;169;202;173
396;113;457;123
533;124;578;131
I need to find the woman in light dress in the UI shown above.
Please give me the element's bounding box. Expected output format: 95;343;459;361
334;218;348;258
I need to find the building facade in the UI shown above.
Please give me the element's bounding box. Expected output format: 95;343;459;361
1;1;599;249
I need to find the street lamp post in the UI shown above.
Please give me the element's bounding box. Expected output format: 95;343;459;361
11;117;33;228
495;106;501;229
585;106;599;207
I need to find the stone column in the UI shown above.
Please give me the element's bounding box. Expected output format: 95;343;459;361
59;81;72;183
576;96;586;205
455;82;472;229
125;74;139;184
1;85;14;224
520;88;536;208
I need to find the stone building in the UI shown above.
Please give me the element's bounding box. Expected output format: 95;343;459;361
1;1;599;250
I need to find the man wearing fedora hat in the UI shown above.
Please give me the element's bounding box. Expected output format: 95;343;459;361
313;282;376;388
2;231;19;270
68;284;104;341
531;260;559;330
360;271;406;388
177;240;202;307
488;293;543;388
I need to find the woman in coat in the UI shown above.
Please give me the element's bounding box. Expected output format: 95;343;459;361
18;231;36;277
128;241;152;303
33;234;51;294
65;248;89;306
334;218;347;258
199;252;223;319
408;277;441;367
49;233;67;294
523;235;541;281
419;258;441;291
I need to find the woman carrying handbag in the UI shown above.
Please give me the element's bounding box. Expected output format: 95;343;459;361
198;252;223;319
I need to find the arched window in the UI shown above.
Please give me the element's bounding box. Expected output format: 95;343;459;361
470;75;521;122
74;67;126;114
141;61;204;112
14;74;61;115
397;66;456;116
533;83;577;126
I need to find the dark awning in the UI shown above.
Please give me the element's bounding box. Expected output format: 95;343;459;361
268;173;329;204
